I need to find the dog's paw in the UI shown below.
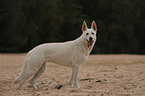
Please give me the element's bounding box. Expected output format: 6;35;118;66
70;84;74;88
76;85;80;88
18;86;23;90
69;83;74;88
74;83;80;88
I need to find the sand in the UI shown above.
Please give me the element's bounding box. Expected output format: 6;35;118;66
0;54;145;96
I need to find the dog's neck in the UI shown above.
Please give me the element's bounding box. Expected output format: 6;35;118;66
75;35;95;56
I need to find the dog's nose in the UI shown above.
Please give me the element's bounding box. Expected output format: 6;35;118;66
89;37;93;41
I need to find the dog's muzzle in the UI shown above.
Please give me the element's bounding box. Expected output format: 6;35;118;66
87;37;94;48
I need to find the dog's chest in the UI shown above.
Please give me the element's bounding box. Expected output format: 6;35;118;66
72;53;88;66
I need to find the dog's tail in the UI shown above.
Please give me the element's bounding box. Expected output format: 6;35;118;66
13;61;27;84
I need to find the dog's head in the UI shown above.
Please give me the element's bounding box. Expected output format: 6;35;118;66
82;21;97;48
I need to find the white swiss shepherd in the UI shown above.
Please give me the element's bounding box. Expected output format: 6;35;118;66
14;21;97;90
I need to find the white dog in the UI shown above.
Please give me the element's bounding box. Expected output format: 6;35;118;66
14;21;97;90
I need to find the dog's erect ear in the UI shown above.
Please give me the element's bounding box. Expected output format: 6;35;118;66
82;21;88;32
91;21;97;31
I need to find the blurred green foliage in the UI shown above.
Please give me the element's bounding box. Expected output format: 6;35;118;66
0;0;145;54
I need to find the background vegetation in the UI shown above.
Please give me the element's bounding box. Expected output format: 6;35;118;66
0;0;145;54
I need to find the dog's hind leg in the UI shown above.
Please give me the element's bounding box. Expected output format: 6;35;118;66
18;57;44;90
29;62;46;89
18;70;36;90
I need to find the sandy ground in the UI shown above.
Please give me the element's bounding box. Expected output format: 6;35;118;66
0;54;145;96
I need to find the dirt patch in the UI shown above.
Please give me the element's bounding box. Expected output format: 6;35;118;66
0;54;145;96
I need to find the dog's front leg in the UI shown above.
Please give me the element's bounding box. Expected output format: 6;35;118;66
74;65;80;88
68;67;75;88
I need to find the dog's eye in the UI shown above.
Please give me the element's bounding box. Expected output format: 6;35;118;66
92;32;94;35
86;33;89;35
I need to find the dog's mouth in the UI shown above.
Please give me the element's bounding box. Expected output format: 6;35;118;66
86;39;94;48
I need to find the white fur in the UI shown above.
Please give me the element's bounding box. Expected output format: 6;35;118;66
13;21;97;90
